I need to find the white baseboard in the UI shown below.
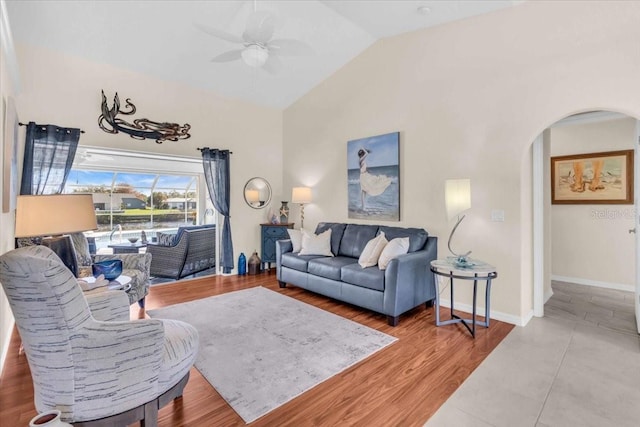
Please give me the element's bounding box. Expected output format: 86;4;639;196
437;299;527;326
0;317;15;377
544;288;554;304
551;275;634;293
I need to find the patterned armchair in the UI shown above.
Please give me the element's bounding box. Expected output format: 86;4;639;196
72;233;151;307
0;245;199;426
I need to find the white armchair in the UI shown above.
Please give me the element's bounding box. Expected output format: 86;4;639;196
0;245;199;426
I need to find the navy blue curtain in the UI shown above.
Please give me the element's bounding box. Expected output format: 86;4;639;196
20;122;81;195
201;148;233;274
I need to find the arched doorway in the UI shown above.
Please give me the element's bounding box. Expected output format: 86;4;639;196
531;110;639;333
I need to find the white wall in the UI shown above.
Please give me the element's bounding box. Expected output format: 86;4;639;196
0;40;285;367
0;0;19;374
14;43;284;270
549;117;636;289
283;0;640;324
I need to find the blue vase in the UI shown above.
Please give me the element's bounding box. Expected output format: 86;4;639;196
238;253;247;275
92;259;123;281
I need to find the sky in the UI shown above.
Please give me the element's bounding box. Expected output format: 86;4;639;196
346;132;399;170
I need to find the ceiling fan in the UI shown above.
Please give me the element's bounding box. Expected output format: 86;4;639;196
195;2;313;73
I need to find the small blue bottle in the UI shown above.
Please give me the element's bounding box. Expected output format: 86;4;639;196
238;253;247;275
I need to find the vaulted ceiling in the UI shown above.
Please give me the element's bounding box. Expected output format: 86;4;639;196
5;0;523;109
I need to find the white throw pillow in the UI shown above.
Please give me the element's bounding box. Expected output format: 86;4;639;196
288;229;302;252
358;232;388;268
299;229;334;256
378;237;410;270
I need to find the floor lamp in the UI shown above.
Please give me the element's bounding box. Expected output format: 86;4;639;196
15;194;98;277
445;179;472;266
291;187;312;229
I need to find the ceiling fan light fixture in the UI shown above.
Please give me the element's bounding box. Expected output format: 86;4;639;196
241;45;269;67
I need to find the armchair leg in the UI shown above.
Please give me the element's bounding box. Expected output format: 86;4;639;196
138;297;145;309
141;401;158;427
278;281;287;288
425;299;434;308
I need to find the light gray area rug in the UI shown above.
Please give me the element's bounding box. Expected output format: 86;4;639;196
147;286;397;423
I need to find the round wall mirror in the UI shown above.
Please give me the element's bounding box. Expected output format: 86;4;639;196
244;177;272;209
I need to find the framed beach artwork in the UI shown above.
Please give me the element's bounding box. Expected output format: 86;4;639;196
347;131;400;221
551;149;634;204
2;96;19;213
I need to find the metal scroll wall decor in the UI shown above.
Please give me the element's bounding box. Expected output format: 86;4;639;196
98;90;191;144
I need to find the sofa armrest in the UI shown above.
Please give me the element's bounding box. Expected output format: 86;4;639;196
275;239;293;282
383;236;438;316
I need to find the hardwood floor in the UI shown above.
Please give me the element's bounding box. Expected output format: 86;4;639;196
0;272;513;427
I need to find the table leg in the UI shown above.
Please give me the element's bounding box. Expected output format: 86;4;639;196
449;273;454;318
485;277;493;328
472;275;478;338
434;272;441;326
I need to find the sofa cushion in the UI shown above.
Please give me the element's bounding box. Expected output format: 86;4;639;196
287;229;302;252
341;263;385;292
338;224;379;258
378;237;410;270
281;253;324;272
358;231;388;268
156;231;176;246
70;232;93;267
299;229;334;256
174;224;214;244
378;226;428;253
315;222;346;256
307;257;357;281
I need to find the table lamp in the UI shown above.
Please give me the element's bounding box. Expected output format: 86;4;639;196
291;187;312;229
15;194;97;277
445;179;471;266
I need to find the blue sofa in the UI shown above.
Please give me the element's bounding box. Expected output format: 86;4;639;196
276;222;437;326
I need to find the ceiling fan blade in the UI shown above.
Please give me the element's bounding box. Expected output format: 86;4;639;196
211;50;243;63
243;10;275;44
262;53;283;74
194;22;243;44
269;39;314;56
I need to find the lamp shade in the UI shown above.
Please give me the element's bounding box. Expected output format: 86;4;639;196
245;189;260;204
15;194;97;237
291;187;312;204
445;179;471;220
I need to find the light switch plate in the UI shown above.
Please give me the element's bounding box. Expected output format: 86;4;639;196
491;209;505;222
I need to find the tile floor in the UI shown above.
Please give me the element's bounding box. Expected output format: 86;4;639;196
425;281;640;427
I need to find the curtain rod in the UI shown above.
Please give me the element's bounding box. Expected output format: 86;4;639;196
19;122;85;134
197;147;233;154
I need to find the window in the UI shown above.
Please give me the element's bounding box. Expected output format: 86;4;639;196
65;147;214;251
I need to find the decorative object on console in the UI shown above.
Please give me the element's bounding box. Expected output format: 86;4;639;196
279;201;289;223
291;186;312;229
15;194;97;277
550;149;634;204
347;132;400;221
92;259;123;281
98;91;191;144
445;178;472;267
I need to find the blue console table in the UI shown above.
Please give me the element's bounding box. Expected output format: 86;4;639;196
261;223;294;270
